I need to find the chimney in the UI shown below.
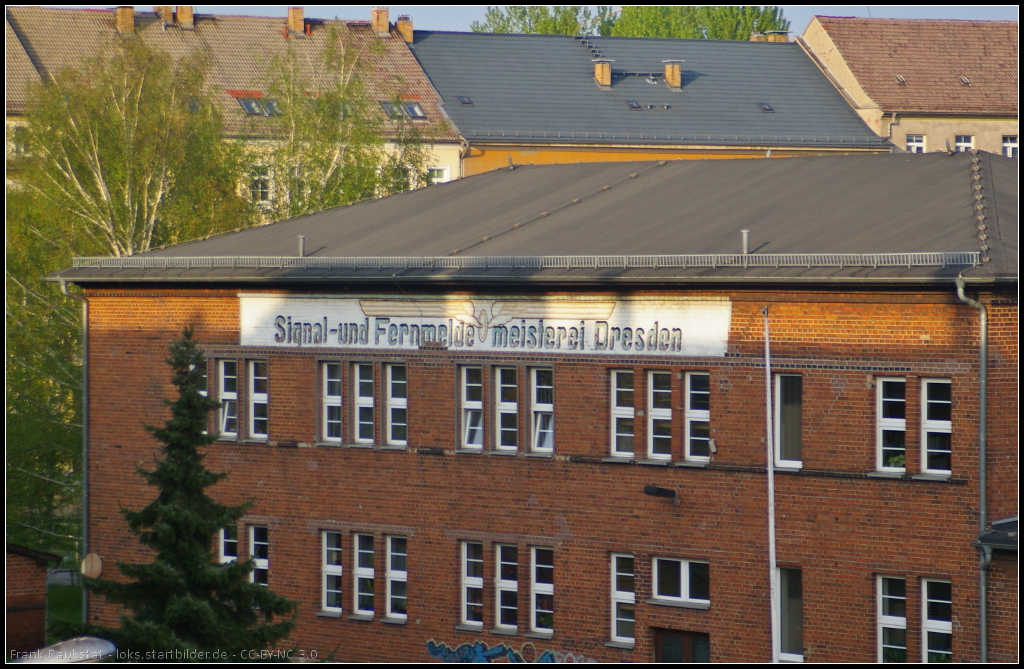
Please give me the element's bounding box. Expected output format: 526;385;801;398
114;6;134;35
396;14;413;43
155;6;173;26
593;59;613;90
766;31;790;43
749;32;765;42
287;6;304;36
371;6;390;38
663;60;683;91
176;6;194;30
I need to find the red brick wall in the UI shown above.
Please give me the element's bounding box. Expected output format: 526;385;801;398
6;553;48;655
82;286;1017;662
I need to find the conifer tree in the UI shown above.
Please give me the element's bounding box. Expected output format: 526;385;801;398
60;329;295;657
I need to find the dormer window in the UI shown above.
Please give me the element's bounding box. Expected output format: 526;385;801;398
238;98;281;116
380;101;427;120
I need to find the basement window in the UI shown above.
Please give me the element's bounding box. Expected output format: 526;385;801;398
756;102;774;113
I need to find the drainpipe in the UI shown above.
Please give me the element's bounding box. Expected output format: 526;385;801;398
763;306;780;662
955;275;988;662
59;278;88;623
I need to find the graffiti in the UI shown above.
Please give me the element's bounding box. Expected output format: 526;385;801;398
426;640;596;663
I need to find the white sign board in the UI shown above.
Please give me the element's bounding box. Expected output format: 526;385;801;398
240;295;731;357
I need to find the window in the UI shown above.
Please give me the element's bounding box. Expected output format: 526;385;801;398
655;629;710;663
323;363;343;443
495;368;519;452
237;97;280;116
1002;135;1018;158
653;558;710;605
878;576;907;663
427;167;451;184
249;361;269;439
323;531;343;613
354;534;375;615
218;526;238;564
531;369;554;452
922;380;952;474
496;545;519;630
250;526;269;586
386;364;407;446
648;371;673;460
611;554;636;643
610;370;635;457
685;373;711;462
906;134;925;153
380;101;427;120
249;166;272;204
218;361;238;438
386;536;408;619
922;580;952;662
877;378;907;471
461;367;483;450
354;363;375;444
779;567;803;661
531;547;554;632
462;542;484;626
775;374;802;467
954;135;973;152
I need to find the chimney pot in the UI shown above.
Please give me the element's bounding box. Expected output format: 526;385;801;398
396;15;413;43
287;6;304;36
114;6;135;35
176;6;194;30
371;6;390;38
593;59;613;89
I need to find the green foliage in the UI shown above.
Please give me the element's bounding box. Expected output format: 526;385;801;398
251;26;434;221
611;6;790;40
471;6;617;36
56;330;296;657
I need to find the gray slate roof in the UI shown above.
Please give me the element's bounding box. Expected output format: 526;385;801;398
55;152;1015;287
410;31;890;150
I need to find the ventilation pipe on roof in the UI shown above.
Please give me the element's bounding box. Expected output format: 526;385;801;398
371;6;390;38
396;15;413;43
593;59;614;90
176;6;194;30
742;229;750;255
663;60;683;91
298;236;306;258
114;6;135;35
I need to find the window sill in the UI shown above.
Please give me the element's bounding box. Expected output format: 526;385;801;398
343;442;375;449
380;616;407;625
779;652;804;663
489;627;517;637
455;623;484;633
523;452;553;459
774;464;803;473
242;439;269;445
911;473;951;482
489;450;518;457
347;613;374;622
524;630;554;640
602;456;634;464
676;460;709;468
316;441;343;448
867;470;904;478
316;610;343;619
646;597;710;611
604;641;635;651
380;445;408;451
454;448;484;455
637;459;670;467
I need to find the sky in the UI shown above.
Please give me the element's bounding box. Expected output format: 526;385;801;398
40;6;1020;34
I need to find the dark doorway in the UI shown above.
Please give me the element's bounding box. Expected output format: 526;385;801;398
654;628;710;663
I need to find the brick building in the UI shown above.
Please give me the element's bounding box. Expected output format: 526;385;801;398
6;543;61;656
53;152;1017;662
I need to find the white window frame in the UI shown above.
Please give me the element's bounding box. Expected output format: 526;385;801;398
353;363;375;444
877;377;907;472
610;370;635;458
461;367;484;450
249;165;273;206
648;371;673;460
427;166;451;184
218;526;238;564
531;547;554;633
249;361;269;439
323;531;343;613
386;364;408;446
218;360;238;438
652;557;710;605
921;379;952;475
922;579;953;662
954;135;974;152
386;536;408;620
495;368;519;452
610;553;636;644
531;369;554;453
774;373;803;469
1002;135;1018;158
461;541;484;627
250;526;269;586
906;134;925;153
685;372;711;462
354;533;375;616
323;362;343;443
495;544;519;630
877;575;907;663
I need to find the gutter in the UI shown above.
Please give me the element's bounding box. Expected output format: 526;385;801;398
58;279;88;624
955;275;988;663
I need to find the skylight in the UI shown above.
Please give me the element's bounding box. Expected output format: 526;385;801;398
756;102;774;113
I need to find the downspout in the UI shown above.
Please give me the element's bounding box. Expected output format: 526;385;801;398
763;306;780;662
60;278;88;623
955;275;988;662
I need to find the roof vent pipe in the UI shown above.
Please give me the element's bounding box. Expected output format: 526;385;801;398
298;235;306;258
742;229;750;255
